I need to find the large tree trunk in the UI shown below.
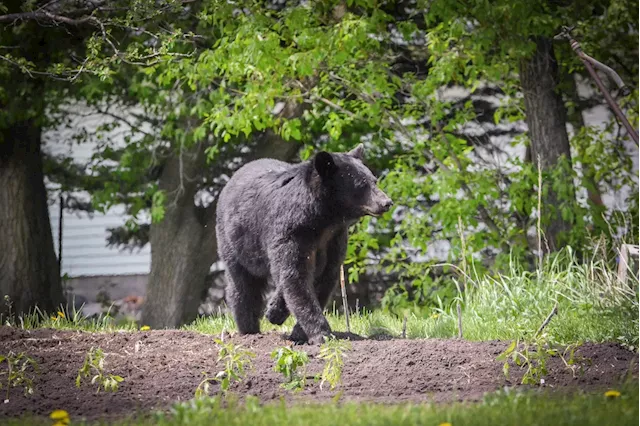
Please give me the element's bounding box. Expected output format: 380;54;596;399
520;36;574;252
0;121;64;318
141;146;217;328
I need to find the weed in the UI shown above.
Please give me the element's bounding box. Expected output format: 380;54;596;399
196;338;255;398
497;335;587;385
2;295;14;326
317;337;351;391
271;346;309;391
75;347;124;393
0;351;39;402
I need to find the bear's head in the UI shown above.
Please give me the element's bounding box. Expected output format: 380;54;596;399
311;143;393;219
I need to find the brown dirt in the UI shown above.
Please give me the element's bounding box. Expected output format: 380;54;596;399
0;326;637;421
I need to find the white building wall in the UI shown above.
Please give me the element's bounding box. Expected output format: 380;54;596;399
44;108;151;278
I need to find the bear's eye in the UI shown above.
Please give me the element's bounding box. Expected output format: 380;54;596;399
354;180;367;190
353;180;368;196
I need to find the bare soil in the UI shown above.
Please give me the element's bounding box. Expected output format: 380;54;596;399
0;326;637;421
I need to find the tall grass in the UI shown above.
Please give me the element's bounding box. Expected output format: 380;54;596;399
189;248;638;346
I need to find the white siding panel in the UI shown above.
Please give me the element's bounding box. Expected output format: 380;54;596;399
44;105;153;278
49;200;151;278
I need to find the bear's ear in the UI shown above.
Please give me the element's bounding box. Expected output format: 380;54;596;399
313;151;337;179
347;143;364;160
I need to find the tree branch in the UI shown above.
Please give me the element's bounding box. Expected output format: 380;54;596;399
0;4;105;25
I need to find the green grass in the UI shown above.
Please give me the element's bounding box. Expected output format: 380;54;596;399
4;251;638;349
6;382;638;426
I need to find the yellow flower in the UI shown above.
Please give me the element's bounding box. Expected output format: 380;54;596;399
57;311;65;319
140;325;151;331
50;409;70;425
604;390;621;398
430;313;440;319
438;423;452;426
50;316;57;321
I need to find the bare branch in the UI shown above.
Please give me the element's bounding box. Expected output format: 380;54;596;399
0;8;101;25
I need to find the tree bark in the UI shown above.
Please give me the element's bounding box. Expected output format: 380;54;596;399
520;36;574;252
565;74;605;209
0;121;64;318
141;145;217;329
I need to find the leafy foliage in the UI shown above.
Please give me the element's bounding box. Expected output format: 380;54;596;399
317;337;352;391
75;347;124;393
497;336;587;385
0;351;39;402
271;346;309;391
195;338;255;397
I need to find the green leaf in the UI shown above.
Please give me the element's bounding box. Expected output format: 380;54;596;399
496;340;516;361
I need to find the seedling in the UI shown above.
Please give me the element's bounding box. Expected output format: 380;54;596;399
76;347;124;393
195;338;255;398
0;351;39;402
271;346;309;391
497;304;588;385
497;336;586;385
317;337;351;391
2;295;14;326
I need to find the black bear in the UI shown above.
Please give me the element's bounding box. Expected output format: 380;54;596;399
215;144;392;344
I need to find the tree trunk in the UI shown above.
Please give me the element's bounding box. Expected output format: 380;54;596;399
565;74;605;208
0;121;64;318
520;36;574;252
141;146;217;329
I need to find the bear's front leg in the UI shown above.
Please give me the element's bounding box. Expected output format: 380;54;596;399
271;244;331;344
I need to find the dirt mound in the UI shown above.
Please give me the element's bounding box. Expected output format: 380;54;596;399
0;326;636;421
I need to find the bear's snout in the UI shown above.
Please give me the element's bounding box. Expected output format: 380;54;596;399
365;189;393;216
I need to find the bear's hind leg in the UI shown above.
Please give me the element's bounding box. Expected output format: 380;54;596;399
225;262;267;334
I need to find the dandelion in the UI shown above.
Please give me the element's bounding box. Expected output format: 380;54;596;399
430;313;440;319
438;422;452;426
50;409;70;425
140;325;151;331
57;311;65;319
604;390;621;398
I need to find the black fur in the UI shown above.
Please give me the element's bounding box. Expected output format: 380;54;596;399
215;144;392;344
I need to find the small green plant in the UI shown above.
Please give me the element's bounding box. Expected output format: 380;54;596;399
0;351;39;402
497;303;589;385
76;347;124;393
317;337;351;391
2;295;14;326
271;346;309;391
497;335;586;385
195;338;255;398
194;372;217;399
